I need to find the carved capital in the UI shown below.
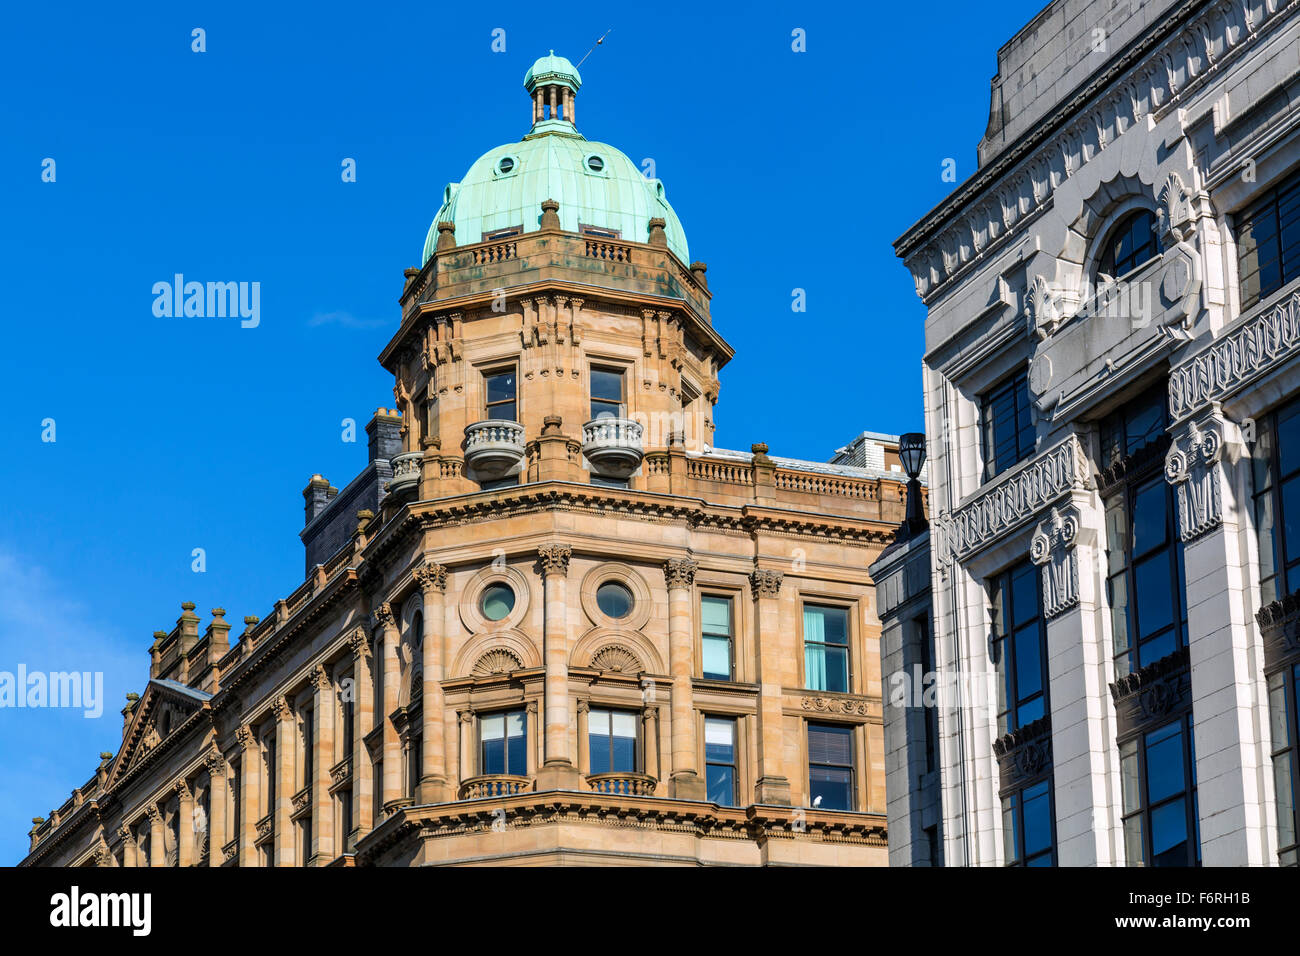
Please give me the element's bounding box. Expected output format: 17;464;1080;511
310;664;331;692
144;805;162;825
116;825;134;845
347;627;370;658
1030;506;1080;619
663;557;699;590
234;725;253;752
1165;418;1224;541
537;544;572;577
271;695;293;722
413;563;448;594
205;749;228;777
373;603;396;631
749;568;783;600
175;779;192;801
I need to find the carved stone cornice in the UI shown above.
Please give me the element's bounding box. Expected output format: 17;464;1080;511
749;568;783;600
993;715;1053;790
1255;591;1300;673
898;0;1287;303
1096;434;1170;497
940;433;1089;563
537;544;572;577
1170;287;1300;420
413;563;448;594
1030;506;1080;619
1109;647;1192;739
663;557;699;590
1165;417;1225;541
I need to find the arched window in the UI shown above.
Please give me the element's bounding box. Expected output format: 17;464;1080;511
1098;210;1159;279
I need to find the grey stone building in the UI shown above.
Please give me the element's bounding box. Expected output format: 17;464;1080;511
894;0;1300;865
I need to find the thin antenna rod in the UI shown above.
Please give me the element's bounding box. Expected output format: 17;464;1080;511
576;28;613;67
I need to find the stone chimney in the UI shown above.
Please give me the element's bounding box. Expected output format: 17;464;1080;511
367;409;403;463
303;474;337;525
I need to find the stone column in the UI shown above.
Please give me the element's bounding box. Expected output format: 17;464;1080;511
751;567;791;805
643;705;661;786
665;558;704;798
568;89;575;126
176;781;194;867
1166;410;1268;864
548;85;557;121
310;665;335;863
527;700;540;776
459;709;475;780
273;695;295;867
117;825;137;868
205;750;228;867
536;545;579;788
534;89;542;124
349;628;375;838
236;725;259;866
1029;497;1119;865
147;805;165;867
576;699;590;775
376;603;402;815
415;564;449;803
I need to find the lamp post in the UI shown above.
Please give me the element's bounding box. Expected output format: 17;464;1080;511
898;432;927;538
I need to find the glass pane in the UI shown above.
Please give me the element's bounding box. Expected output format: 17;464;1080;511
486;400;516;422
1134;552;1175;642
808;767;852;811
1258;490;1278;606
480;583;515;622
805;644;827;691
1282;475;1300;577
588;710;609;736
808;724;853;764
706;764;735;806
1123;814;1145;866
481;713;504;741
611;711;638;739
1274;751;1296;850
704;718;735;758
824;646;849;693
1022;781;1053;857
611;732;637;772
1125;391;1165;454
486;372;516;404
1269;672;1290;748
506;711;525;739
1105;497;1129;575
1002;798;1018;863
1132;482;1168;556
702;635;731;680
1139;629;1177;667
596;581;633;619
1279;405;1300;477
1150;799;1189;867
805;605;848;645
1011;563;1039;628
701;596;731;633
1145;722;1185;804
1109;572;1130;657
590;368;623;402
1120;740;1140;814
1017;695;1045;727
1013;622;1043;704
507;723;526;774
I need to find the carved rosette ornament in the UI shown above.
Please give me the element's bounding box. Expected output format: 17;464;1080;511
663;557;699;590
1164;420;1223;541
538;544;572;577
413;563;448;593
749;568;783;600
1030;506;1080;619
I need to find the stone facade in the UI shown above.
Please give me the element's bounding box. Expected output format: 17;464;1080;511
20;57;915;868
894;0;1300;865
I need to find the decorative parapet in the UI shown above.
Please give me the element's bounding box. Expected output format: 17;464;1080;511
585;772;657;797
941;434;1089;562
387;451;423;495
1169;286;1300;420
458;774;533;799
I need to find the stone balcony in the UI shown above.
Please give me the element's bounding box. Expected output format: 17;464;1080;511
464;420;526;479
585;771;657;796
387;451;423;495
581;418;644;478
458;774;533;799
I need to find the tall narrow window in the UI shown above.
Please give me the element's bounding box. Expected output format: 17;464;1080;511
917;613;938;773
1101;387;1187;679
1236;167;1300;311
301;707;313;790
340;688;354;764
1120;715;1200;867
1099;210;1159;279
704;717;737;806
479;710;527;776
804;604;850;693
701;595;734;680
484;368;517;421
808;723;855;811
588;708;638;774
590;367;625;420
990;561;1048;736
980;370;1035;481
1268;665;1300;866
1001;779;1055;866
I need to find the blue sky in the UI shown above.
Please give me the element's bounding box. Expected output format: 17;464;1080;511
0;0;1045;863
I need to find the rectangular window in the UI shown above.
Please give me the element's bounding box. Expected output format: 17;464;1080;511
1236;167;1300;311
1268;665;1300;866
704;717;737;806
484;368;517;421
339;790;352;847
808;723;855;811
340;690;354;763
701;595;734;680
301;707;313;790
980;369;1035;481
479;709;527;776
804;604;850;693
1253;398;1300;605
590;367;625;421
1119;715;1200;867
1001;779;1055;866
588;708;639;774
991;561;1048;736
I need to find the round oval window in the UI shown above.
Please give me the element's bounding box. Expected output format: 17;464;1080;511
480;583;515;621
586;155;604;172
498;156;515;174
596;581;633;619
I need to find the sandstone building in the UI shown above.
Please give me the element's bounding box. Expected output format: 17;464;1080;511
22;54;915;867
891;0;1300;866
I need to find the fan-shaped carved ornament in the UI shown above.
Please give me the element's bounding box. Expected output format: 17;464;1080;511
472;648;523;677
590;644;641;674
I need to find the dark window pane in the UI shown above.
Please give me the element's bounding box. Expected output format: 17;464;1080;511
1014;622;1043;702
1132;482;1168;556
809;767;853;811
1278;406;1300;478
1022;781;1053;857
1145;722;1186;804
1011;563;1039;629
591;369;623;402
486;372;515;404
487;400;516;421
1150;799;1190;867
1134;552;1175;642
706;764;735;805
808;723;853;764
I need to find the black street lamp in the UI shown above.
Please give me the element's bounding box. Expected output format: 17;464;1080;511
898;432;928;538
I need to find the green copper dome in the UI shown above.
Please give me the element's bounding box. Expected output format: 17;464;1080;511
421;53;689;265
